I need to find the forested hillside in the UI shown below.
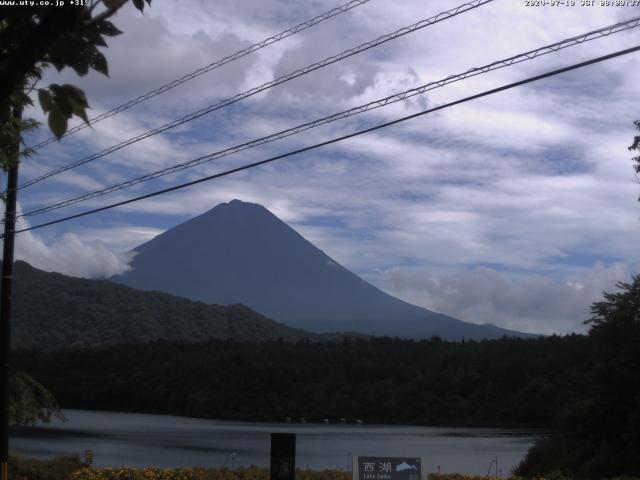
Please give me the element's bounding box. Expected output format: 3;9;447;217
7;261;316;350
15;335;587;427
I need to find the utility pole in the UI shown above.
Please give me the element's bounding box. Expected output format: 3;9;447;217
1;107;21;480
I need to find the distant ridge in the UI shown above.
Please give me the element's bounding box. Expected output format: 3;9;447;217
113;200;532;340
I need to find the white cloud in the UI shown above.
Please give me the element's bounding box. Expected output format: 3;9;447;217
15;231;134;279
4;205;134;279
377;262;634;335
44;7;258;111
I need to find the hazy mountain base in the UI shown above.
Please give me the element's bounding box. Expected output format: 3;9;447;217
15;335;587;427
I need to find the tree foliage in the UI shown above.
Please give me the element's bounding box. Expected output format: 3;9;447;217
516;276;640;478
0;0;151;169
9;372;65;426
8;454;85;480
630;120;640;176
15;335;588;428
1;1;152;425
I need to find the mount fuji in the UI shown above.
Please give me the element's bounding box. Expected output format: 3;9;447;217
112;200;531;340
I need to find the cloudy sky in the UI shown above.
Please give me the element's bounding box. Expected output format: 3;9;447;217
8;0;640;335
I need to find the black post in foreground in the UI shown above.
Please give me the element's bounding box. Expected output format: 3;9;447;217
1;107;21;480
270;433;296;480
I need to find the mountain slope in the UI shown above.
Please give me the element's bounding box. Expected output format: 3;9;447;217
8;261;316;351
113;200;531;340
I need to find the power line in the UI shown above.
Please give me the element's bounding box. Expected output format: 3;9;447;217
10;44;640;237
17;0;494;190
23;0;372;152
19;15;640;218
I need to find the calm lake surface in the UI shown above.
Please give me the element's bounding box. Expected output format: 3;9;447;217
10;409;544;475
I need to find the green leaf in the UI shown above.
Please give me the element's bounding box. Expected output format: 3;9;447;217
50;59;66;72
61;84;89;109
50;85;92;126
0;106;10;123
96;20;122;37
84;25;108;47
47;35;79;70
67;98;91;126
72;106;90;126
102;0;122;8
20;92;33;107
19;119;41;133
48;83;63;94
38;89;53;113
48;107;68;139
52;90;72;117
69;45;90;76
89;50;109;76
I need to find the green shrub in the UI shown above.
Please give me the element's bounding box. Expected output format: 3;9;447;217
9;454;86;480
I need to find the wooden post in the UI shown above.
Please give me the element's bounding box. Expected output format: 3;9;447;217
270;433;296;480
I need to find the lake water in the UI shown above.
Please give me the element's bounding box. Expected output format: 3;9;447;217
10;409;544;476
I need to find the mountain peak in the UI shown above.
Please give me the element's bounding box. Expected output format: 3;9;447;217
222;198;261;209
228;198;253;206
199;199;279;223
